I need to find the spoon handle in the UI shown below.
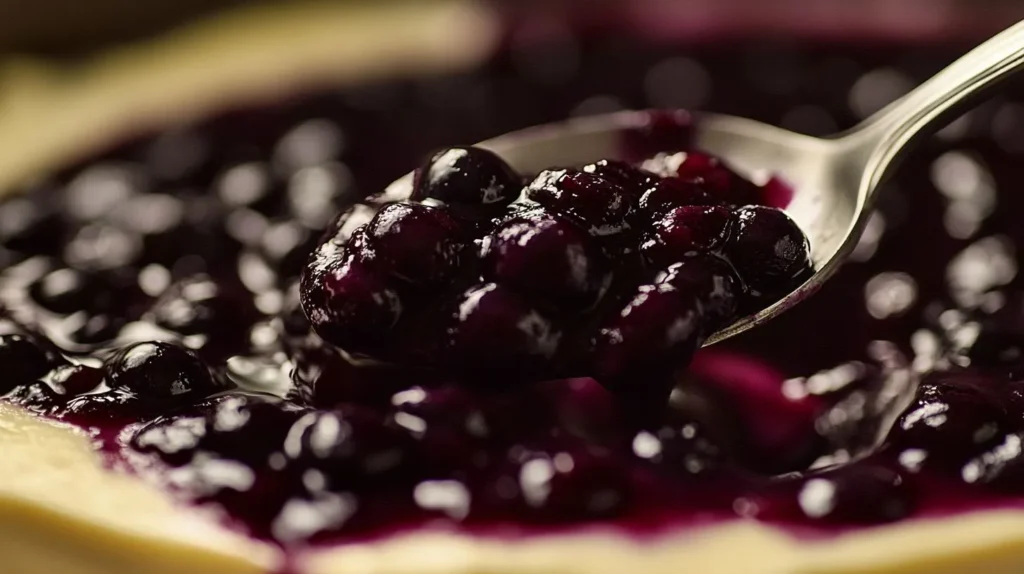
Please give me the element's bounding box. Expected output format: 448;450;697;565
844;20;1024;197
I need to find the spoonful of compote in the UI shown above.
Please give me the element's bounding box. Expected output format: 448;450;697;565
301;20;1024;397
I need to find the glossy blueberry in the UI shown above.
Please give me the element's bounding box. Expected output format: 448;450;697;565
149;274;260;356
0;335;56;395
723;206;812;308
961;433;1024;491
363;202;466;286
284;405;420;490
655;254;741;331
200;394;308;466
29;268;96;315
686;349;823;474
581;159;656;197
645;150;755;205
640;205;732;268
636;177;715;223
525;170;631;236
889;372;1008;468
104;341;220;406
440;282;561;381
390;385;489;475
481;209;609;311
412;146;521;207
590;283;704;398
300;240;403;355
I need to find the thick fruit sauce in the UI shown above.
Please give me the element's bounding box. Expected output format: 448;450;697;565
2;32;1024;550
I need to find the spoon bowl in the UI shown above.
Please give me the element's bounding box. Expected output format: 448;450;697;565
383;19;1024;346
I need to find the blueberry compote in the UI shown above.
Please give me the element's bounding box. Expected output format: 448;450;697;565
300;144;811;396
3;34;1024;553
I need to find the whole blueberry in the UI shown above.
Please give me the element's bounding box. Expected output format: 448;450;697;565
582;159;656;197
149;274;260;343
300;239;403;356
200;394;308;466
590;283;705;398
441;282;562;381
390;385;489;475
636;177;715;223
723;206;812;309
104;341;219;406
640;205;732;268
412;146;521;207
889;372;1008;469
961;433;1024;491
481;209;609;311
29;268;97;315
284;405;420;491
0;335;57;395
645;150;756;206
655;254;741;331
364;202;467;286
525;170;631;236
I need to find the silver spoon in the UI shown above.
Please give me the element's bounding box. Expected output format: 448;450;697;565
384;20;1024;347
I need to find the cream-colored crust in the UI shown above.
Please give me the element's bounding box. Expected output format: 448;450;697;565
2;2;1024;573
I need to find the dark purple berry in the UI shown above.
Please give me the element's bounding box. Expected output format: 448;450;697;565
687;349;823;474
300;242;403;355
412;146;521;207
590;283;704;398
364;202;466;286
481;209;609;311
961;433;1024;491
889;372;1007;469
441;283;562;381
655;254;741;331
390;385;488;475
525;170;630;236
200;394;307;466
284;405;420;490
636;177;715;223
645;150;755;205
104;341;220;406
29;268;96;315
150;274;259;337
640;205;732;268
0;335;55;395
581;159;656;197
723;206;812;308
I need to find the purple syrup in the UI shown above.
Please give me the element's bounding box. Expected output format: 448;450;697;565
1;31;1023;554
